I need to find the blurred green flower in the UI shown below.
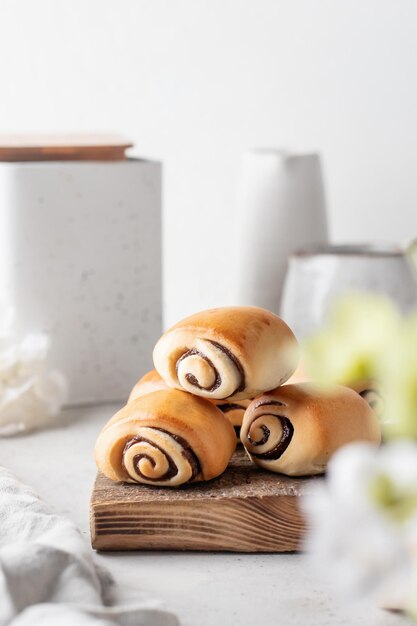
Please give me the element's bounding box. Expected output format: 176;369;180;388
303;291;417;619
369;473;417;523
304;293;401;386
383;312;417;440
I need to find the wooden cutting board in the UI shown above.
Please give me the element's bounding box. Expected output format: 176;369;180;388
90;448;321;552
0;134;133;161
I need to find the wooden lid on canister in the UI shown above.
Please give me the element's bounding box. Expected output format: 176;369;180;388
0;134;133;161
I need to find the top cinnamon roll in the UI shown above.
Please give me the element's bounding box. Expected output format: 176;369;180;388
153;306;299;401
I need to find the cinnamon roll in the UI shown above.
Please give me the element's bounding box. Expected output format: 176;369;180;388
283;360;309;386
128;369;249;441
214;399;251;440
153;306;299;401
348;379;384;419
285;362;384;419
128;369;168;403
94;389;236;487
241;383;381;476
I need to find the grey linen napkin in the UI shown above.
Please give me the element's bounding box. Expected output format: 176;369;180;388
0;466;179;626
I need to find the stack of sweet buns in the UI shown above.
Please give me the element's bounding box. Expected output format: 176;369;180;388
94;306;381;487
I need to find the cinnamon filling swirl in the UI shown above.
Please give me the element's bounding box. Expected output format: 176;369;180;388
245;399;294;461
217;403;245;413
177;349;221;392
175;339;245;398
249;416;294;460
250;424;270;446
123;427;201;484
209;341;245;394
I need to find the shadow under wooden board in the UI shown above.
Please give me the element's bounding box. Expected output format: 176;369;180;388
91;448;322;553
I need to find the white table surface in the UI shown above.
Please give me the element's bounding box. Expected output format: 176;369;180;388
0;405;410;626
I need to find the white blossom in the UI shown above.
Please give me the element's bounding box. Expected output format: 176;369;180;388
0;303;67;436
303;441;417;614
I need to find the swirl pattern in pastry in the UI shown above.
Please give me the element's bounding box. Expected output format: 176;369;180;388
122;427;201;485
244;400;294;460
175;339;245;398
153;306;299;401
95;388;236;487
241;383;381;476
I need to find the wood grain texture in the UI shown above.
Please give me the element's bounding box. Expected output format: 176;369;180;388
91;448;321;552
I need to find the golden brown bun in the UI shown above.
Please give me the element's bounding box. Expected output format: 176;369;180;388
283;360;309;385
129;368;250;442
214;398;251;441
128;369;168;403
285;362;384;420
153;306;299;401
347;379;384;419
95;389;236;487
128;369;249;441
241;383;381;476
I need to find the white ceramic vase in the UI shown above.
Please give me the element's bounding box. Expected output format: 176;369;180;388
280;243;417;340
235;150;328;314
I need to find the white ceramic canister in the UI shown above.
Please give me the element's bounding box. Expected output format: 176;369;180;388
280;243;417;341
235;150;328;314
0;158;162;405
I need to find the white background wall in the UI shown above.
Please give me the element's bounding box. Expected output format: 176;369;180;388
1;0;417;326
